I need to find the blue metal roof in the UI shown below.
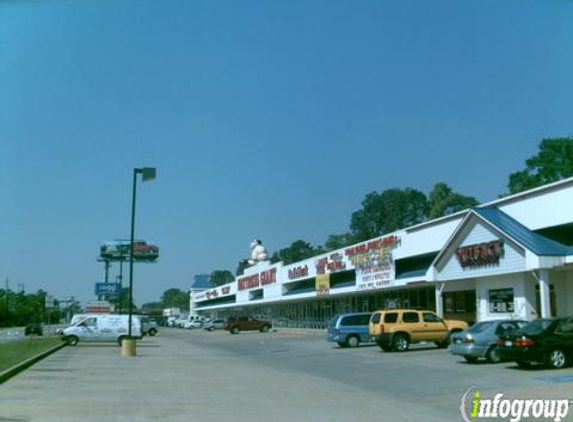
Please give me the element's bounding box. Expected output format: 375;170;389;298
472;207;573;256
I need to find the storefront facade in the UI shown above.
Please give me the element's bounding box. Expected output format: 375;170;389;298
192;178;573;327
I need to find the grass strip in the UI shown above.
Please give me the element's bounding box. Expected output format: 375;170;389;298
0;337;64;372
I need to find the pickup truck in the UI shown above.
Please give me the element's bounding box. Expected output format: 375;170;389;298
225;316;272;334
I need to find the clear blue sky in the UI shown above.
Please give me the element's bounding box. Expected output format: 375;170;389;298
1;0;571;306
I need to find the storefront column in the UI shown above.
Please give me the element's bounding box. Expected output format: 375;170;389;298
435;283;445;317
538;270;552;318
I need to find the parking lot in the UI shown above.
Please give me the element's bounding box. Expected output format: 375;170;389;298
1;327;572;422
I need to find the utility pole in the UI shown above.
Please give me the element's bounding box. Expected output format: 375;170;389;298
5;277;8;311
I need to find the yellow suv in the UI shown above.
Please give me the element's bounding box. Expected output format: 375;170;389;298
369;309;468;352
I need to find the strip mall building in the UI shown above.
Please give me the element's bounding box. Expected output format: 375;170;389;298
192;178;573;327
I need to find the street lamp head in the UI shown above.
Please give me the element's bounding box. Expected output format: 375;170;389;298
141;167;156;182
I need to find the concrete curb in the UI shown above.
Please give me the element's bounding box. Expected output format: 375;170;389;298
0;341;67;384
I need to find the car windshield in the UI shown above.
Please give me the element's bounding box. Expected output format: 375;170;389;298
467;321;495;334
521;319;554;335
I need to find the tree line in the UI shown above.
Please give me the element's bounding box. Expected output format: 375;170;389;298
0;289;71;328
203;138;573;286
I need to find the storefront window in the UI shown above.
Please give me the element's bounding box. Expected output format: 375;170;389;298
489;288;514;313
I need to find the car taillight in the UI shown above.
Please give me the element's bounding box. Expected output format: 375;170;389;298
513;337;535;347
497;339;506;346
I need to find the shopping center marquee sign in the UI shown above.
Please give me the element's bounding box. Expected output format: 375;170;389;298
346;235;400;290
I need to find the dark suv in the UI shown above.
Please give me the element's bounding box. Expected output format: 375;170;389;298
225;316;272;334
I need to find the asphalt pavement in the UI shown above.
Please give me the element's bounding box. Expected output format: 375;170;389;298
0;328;444;422
1;328;572;422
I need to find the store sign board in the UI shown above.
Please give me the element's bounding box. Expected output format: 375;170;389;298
94;282;121;297
489;288;514;313
456;240;504;269
346;235;400;290
315;252;346;275
237;268;277;291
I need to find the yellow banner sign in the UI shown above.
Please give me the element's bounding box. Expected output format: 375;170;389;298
316;273;330;297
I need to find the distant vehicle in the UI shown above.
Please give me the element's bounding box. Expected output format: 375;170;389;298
25;323;43;336
327;312;373;348
224;316;272;334
140;316;158;336
182;315;210;329
62;314;142;346
204;319;225;331
369;309;468;352
449;319;527;363
496;317;573;369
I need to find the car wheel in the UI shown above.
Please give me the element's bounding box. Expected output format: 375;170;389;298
347;335;360;348
464;355;479;363
148;328;157;337
546;349;567;369
486;346;502;363
435;340;448;349
66;335;79;346
392;334;409;352
231;326;240;335
260;325;269;333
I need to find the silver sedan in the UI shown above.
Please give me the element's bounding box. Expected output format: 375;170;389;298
450;319;527;363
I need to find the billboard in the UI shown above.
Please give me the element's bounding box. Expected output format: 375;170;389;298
95;282;121;297
100;239;159;262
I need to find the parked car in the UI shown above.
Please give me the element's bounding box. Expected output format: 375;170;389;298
450;319;526;363
224;316;272;334
204;319;225;331
25;323;43;336
496;317;573;369
369;309;468;352
140;316;158;336
182;315;210;329
327;312;372;348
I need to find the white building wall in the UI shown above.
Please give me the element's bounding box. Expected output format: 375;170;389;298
476;274;529;322
438;221;526;281
397;219;461;259
496;181;573;230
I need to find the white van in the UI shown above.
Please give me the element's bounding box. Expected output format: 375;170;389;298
63;314;142;346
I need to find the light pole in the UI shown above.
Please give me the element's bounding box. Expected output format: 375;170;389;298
127;167;156;340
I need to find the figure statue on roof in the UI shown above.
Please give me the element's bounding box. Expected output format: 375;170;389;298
248;239;269;265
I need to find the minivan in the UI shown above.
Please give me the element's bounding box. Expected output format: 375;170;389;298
327;312;373;347
62;314;142;346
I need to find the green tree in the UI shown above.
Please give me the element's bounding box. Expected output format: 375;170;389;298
210;270;235;286
141;301;163;311
350;188;428;242
236;260;250;276
270;239;321;265
428;182;479;219
161;288;189;311
324;233;356;251
108;288;137;314
507;138;573;194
